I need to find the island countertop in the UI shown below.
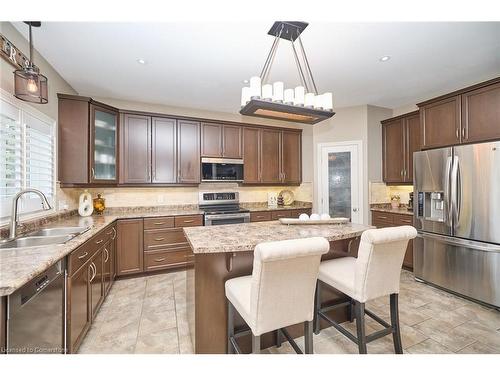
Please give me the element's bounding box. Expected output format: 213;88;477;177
183;221;372;254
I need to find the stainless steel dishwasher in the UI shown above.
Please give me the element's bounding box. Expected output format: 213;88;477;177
7;259;66;354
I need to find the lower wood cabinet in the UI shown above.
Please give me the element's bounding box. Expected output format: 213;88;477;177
371;211;414;269
67;261;91;353
250;208;312;222
89;249;104;320
116;219;144;276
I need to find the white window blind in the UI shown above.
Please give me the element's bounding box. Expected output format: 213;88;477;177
0;94;55;221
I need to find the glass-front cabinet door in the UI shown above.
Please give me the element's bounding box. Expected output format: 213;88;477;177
90;105;118;183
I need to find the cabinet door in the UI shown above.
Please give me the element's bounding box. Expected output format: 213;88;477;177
421;96;461;149
120;114;151;183
90;104;118;183
68;263;91;353
243;127;260;183
281;131;301;184
178;120;201;183
461;82;500;144
405;114;421;183
383;119;405;183
103;240;112;295
201;122;222;157
222;125;242;158
152;117;177;183
260;129;281;183
116;219;144;276
90;250;104;319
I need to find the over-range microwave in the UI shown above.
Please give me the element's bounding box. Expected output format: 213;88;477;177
201;158;244;182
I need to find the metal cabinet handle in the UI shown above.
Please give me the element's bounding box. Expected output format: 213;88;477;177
95;239;103;244
377;216;388;219
153;257;166;262
182;220;194;223
400;170;404;177
89;263;96;282
91;167;95;179
78;252;89;260
400;219;413;224
154;237;166;241
456;128;460;140
153;222;165;226
112;227;116;240
104;248;109;262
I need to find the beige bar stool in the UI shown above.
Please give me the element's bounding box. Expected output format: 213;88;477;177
225;237;329;354
314;226;417;354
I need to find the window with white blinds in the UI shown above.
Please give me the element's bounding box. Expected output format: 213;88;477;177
0;93;55;221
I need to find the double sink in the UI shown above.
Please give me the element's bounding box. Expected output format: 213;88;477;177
0;226;90;250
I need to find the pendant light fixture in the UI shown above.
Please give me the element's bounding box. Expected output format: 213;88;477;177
13;21;48;104
240;21;334;125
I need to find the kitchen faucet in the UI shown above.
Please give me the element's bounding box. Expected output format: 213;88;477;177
9;188;52;240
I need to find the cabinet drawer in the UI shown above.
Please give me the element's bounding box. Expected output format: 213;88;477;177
271;210;292;220
250;211;272;222
68;241;99;276
144;248;189;271
144;216;174;230
371;211;394;224
393;214;414;226
291;208;312;218
174;215;203;227
144;228;188;250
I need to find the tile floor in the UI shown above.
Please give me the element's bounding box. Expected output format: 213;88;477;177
78;270;500;354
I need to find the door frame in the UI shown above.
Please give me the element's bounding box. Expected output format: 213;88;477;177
316;140;364;224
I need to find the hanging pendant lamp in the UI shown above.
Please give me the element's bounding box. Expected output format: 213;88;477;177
240;21;334;125
13;21;48;104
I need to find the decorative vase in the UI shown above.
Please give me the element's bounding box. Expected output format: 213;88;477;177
93;193;106;214
391;200;400;209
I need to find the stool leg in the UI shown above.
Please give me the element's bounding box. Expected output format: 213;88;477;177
390;294;403;354
276;329;283;348
314;281;321;335
348;298;355;322
252;335;261;354
304;321;314;354
355;301;367;354
227;301;234;354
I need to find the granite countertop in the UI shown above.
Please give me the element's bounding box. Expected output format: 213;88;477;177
184;221;372;254
370;206;413;216
0;208;203;297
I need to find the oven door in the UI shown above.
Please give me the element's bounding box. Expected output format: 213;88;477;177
201;158;244;182
204;213;250;226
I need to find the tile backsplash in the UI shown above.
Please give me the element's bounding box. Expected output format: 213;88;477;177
369;182;413;204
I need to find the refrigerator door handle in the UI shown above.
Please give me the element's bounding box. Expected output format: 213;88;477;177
445;155;453;225
417;231;500;253
450;155;459;228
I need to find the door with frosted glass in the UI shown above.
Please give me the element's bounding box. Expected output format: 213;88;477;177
90;105;118;183
320;143;361;223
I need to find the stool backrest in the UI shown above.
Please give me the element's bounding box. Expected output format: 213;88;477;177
250;237;329;335
354;225;417;302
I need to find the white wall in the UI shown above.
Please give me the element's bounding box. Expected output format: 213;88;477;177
392;103;418;117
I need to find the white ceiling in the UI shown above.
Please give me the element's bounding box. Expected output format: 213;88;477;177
13;22;500;113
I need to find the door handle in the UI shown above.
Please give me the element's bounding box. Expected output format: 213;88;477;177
450;155;461;228
455;128;460;140
104;248;109;263
89;263;96;282
352;208;359;212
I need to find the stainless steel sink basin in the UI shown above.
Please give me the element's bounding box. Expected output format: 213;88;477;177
0;235;75;249
30;226;90;237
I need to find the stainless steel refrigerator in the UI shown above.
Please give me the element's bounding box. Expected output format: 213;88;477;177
413;141;500;308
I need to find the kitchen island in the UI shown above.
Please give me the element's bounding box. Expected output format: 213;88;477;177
183;221;372;354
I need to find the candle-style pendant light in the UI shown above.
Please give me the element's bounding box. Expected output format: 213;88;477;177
13;21;48;104
240;21;334;125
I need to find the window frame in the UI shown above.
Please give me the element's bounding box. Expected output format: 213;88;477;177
0;88;57;225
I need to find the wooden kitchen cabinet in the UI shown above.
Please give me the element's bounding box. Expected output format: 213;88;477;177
281;131;301;184
67;261;91;353
242;127;261;183
260;128;282;183
152;117;177;183
177;120;201;183
461;81;500;144
116;219;144;276
250;208;312;222
371;211;414;270
89;249;104;320
201;122;242;158
58;94;119;186
103;239;113;295
420;96;461;149
120;114;151;183
382;111;420;184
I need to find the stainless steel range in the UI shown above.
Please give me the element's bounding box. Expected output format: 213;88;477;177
199;192;250;226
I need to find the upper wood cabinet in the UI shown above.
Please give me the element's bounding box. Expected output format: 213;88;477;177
58;94;119;185
120;114;151;184
461;81;500;144
201;122;242;158
418;77;500;149
382;111;420;184
152;117;177;183
242;127;302;185
178;120;201;183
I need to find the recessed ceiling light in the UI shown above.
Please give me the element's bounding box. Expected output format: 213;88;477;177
379;55;391;62
242;79;249;84
137;58;147;65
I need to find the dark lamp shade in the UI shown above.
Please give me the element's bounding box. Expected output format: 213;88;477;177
13;69;48;104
